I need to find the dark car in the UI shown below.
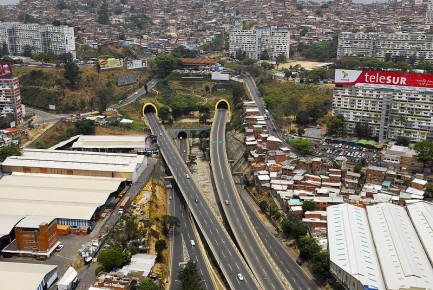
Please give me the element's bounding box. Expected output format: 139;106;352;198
296;258;303;266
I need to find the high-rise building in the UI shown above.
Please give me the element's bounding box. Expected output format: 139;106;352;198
337;32;433;62
0;22;76;58
427;0;433;24
229;27;290;60
333;69;433;142
0;63;23;127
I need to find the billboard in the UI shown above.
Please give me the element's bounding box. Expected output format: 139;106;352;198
0;62;12;78
99;58;124;69
335;69;433;89
145;135;158;153
127;59;147;70
211;72;230;81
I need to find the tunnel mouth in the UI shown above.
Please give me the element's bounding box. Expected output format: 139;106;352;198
178;131;187;139
215;99;230;110
142;103;157;115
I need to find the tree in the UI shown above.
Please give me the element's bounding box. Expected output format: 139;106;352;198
260;50;270;60
395;136;410;147
155;239;167;260
326;116;346;137
289;139;314;156
276;53;287;64
161;215;181;236
281;216;308;240
155;54;179;77
177;260;202;290
242;58;256;66
354;121;371;138
95;61;101;75
138;278;159;290
188;154;197;167
353;163;362;173
302;200;317;212
75;119;95;135
0;146;22;162
21;45;33;57
424;183;433;199
63;53;80;88
298;236;321;260
414;140;433;168
158;106;170;122
0;113;15;129
98;247;131;271
310;251;330;280
97;2;110;25
297;127;305;136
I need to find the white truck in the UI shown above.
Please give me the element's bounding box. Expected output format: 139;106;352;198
57;267;79;290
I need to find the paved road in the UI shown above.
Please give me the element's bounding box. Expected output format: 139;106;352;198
239;190;321;290
168;188;216;290
26;107;67;125
211;109;289;290
146;112;260;290
109;77;158;110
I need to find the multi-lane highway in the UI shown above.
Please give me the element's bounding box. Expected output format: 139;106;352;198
168;187;216;290
210;109;289;290
146;112;260;290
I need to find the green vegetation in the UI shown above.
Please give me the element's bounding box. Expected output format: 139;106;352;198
98;246;131;272
0;146;22;162
301;200;317;212
414;140;433;168
289;139;314;156
138;278;159;290
295;36;338;61
75;119;95;135
161;215;181;236
155;239;167;261
177;260;202;290
326;116;347;137
155;54;180;77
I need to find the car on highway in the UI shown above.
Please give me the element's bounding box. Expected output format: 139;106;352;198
237;273;244;281
225;200;229;205
296;258;303;266
169;195;173;200
190;240;196;246
186;174;190;179
183;149;186;153
159;132;162;136
195;198;198;203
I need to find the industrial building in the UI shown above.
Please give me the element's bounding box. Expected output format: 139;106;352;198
1;149;147;182
337;32;433;62
327;204;385;290
70;135;148;153
2;216;60;258
0;262;58;290
229;26;290;60
328;202;433;290
333;69;433;142
0;22;76;58
0;213;25;250
0;174;126;227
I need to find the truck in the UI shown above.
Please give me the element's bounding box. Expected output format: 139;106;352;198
57;267;79;290
118;196;131;214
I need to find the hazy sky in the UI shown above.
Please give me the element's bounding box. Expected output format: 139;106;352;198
0;0;20;5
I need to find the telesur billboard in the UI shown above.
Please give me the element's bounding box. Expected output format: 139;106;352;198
335;69;433;89
99;58;124;69
0;62;12;78
127;59;147;70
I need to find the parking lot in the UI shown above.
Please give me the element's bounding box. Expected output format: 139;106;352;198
315;139;382;166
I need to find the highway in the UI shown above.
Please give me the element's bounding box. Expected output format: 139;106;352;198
168;187;216;290
210;109;289;290
239;193;321;290
146;112;260;290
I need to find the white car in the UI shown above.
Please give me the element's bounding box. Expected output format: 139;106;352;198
186;174;190;179
55;244;64;252
190;240;196;246
237;273;244;281
159;132;162;136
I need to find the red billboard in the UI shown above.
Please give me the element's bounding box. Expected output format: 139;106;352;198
0;62;12;78
335;69;433;89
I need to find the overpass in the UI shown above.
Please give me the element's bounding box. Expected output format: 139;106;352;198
210;108;290;290
144;108;260;290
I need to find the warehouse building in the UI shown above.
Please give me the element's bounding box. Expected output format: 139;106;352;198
1;149;147;182
0;174;126;227
327;204;385;290
0;214;25;250
70;135;148;153
0;262;58;290
366;202;433;289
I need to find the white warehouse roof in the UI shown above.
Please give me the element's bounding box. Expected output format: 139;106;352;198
0;214;25;239
71;135;148;149
2;149;145;173
366;203;433;289
327;204;385;290
406;201;433;266
15;216;56;228
0;262;57;290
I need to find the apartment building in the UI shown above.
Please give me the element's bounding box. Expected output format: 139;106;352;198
333;69;433;142
229;27;290;60
337;32;433;61
0;22;76;58
0;65;23;126
427;0;433;24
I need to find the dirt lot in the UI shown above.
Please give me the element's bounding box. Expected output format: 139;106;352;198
279;60;332;70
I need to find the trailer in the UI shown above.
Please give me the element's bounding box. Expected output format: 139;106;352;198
57;267;79;290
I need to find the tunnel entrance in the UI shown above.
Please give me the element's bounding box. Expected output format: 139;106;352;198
142;103;158;115
177;131;187;139
215;99;230;111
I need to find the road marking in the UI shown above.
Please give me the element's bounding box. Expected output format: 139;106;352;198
228;264;232;270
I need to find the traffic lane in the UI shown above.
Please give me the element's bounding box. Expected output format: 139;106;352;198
169;191;215;290
212;111;286;290
112;77;157;109
179;138;187;161
147;114;254;290
239;194;320;290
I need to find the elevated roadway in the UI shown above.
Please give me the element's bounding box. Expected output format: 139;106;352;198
210;109;290;290
146;112;260;290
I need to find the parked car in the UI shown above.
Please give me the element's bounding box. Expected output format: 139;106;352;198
55;244;64;252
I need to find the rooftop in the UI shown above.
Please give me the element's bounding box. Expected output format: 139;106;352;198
71;135;148;149
15;216;56;228
0;262;57;290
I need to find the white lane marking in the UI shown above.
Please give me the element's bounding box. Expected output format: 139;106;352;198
228;264;233;270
